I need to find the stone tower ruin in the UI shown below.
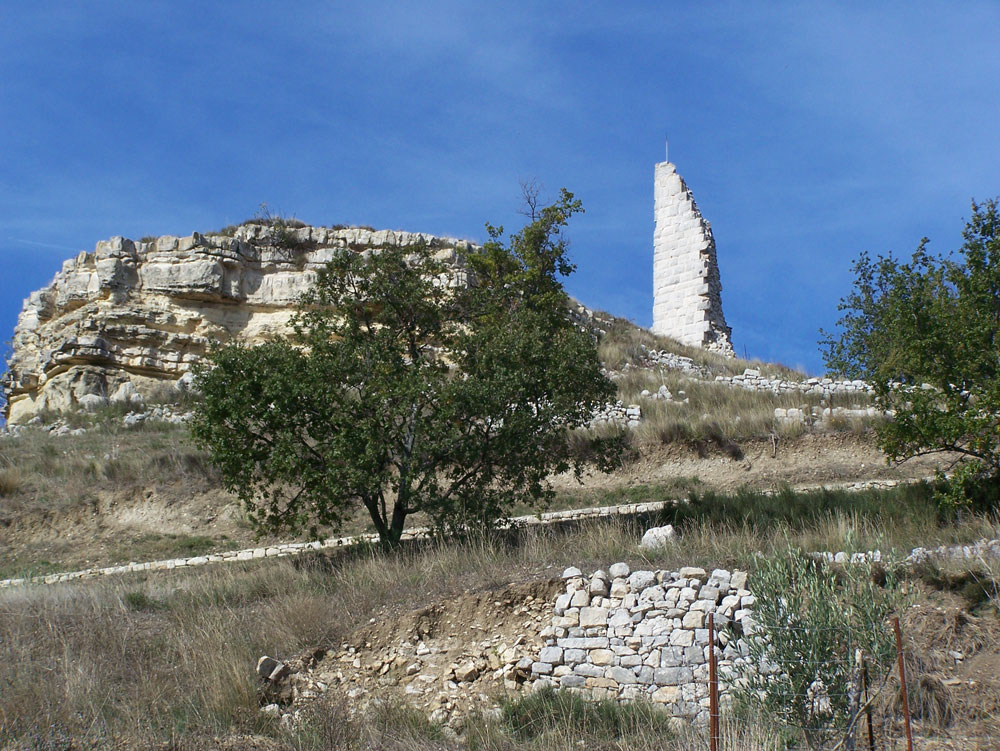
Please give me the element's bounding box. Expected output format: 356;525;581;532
651;146;734;356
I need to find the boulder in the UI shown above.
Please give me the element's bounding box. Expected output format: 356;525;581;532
640;525;677;549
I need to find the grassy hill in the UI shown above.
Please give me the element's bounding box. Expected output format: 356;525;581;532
0;315;931;578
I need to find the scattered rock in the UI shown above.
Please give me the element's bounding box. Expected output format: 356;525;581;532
640;524;677;549
257;656;290;683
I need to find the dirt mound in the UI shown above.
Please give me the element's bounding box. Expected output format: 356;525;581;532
268;580;561;729
553;432;947;495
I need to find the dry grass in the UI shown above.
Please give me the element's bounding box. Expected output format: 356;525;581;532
613;368;878;447
2;482;998;748
0;419;218;521
589;312;882;450
0;465;22;497
595;312;804;381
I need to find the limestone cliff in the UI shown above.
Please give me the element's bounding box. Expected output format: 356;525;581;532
2;224;470;424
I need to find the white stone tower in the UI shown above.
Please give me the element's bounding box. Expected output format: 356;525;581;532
652;144;734;356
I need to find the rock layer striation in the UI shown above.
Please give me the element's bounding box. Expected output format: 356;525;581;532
2;225;469;424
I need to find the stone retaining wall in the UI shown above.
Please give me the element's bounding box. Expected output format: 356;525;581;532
588;401;642;429
528;563;748;722
715;369;871;398
775;405;885;428
526;533;1000;721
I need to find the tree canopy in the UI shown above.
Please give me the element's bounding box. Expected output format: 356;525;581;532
822;198;1000;507
190;191;621;545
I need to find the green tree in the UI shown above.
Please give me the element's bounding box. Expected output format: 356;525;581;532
821;199;1000;508
189;191;621;546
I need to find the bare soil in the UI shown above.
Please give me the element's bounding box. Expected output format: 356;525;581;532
0;432;951;576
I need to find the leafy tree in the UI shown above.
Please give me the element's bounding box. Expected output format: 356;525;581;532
822;199;1000;508
190;191;621;546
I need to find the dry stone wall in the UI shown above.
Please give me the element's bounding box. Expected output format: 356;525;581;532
588;401;642;429
714;368;872;398
527;563;749;721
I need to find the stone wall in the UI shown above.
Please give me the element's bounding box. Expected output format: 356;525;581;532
651;158;733;357
775;406;885;428
714;368;872;398
527;563;749;722
588;401;642;429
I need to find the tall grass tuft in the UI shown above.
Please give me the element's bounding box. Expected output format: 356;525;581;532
0;466;22;497
465;687;676;751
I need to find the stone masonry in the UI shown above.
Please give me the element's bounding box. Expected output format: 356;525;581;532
527;564;749;722
652;149;734;356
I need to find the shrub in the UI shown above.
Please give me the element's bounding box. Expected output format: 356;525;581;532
0;466;22;497
732;547;905;750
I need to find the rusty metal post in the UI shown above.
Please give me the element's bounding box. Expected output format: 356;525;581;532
708;612;719;751
846;648;861;751
893;617;913;751
862;654;875;751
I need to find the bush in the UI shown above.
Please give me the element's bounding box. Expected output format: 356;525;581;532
732;547;905;750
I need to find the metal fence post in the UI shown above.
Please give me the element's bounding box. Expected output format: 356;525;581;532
846;647;861;751
893;616;913;751
862;653;876;751
708;612;719;751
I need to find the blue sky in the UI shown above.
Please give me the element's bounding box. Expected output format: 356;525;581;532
2;1;998;379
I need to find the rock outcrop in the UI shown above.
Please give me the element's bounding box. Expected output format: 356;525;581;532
2;224;470;424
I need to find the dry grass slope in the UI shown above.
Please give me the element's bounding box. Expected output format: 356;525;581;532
1;483;998;749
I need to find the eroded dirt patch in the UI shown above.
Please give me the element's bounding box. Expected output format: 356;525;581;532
268;580;560;730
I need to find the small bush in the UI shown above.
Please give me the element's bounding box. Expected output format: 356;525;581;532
122;590;163;611
732;547;906;749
